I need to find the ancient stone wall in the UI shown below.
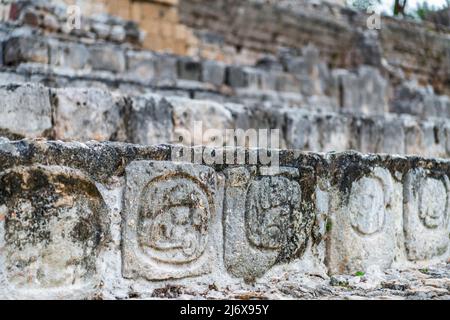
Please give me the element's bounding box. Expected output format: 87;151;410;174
0;0;450;299
0;139;449;298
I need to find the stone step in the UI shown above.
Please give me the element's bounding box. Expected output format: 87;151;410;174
0;139;448;298
2;28;448;120
1;83;450;158
1;0;144;46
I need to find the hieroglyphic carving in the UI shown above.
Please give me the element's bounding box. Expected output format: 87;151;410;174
348;173;392;236
245;176;302;250
138;177;210;264
122;161;216;280
224;166;313;281
0;165;108;293
404;168;450;261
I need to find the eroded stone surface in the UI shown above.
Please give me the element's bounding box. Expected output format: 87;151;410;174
0;84;52;139
224;166;318;281
52;88;126;141
0;165;109;298
122;160;217;280
328;165;401;274
404;168;450;261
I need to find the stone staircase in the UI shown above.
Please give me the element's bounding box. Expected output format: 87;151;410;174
0;0;449;299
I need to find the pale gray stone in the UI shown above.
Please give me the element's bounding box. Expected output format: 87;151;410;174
52;88;125;141
226;66;261;89
328;166;401;274
122;160;217;280
126;94;172;145
154;54;177;82
0;84;52;138
126;51;155;83
404;168;450;261
49;40;90;70
3;36;49;65
224;166;317;281
88;45;126;73
166;96;234;146
0;165;109;299
201;60;225;86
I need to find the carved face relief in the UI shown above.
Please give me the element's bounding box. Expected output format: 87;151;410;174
245;176;301;249
349;176;386;235
138;176;210;264
418;178;448;229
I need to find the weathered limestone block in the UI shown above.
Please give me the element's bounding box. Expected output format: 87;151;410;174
167;96;234;146
88;45;126;73
255;56;284;73
226;66;261;89
391;82;450;119
49;40;90;70
0;165;109;299
126;51;156;83
404;168;450;262
285;111;321;151
3;36;49;65
126;94;173;145
0;84;52;139
201;60;226;86
275;73;300;93
419;120;447;158
224;164;320;281
154;54;178;82
122;160;217;280
328;162;402;274
334;67;388;115
52;88;126;141
0;31;6;66
354;116;406;155
404;118;447;158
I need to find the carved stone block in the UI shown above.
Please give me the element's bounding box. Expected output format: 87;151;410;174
224;166;316;281
0;166;108;296
328;166;400;274
404;168;450;261
122;161;217;280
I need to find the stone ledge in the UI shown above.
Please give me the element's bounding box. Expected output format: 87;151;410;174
0;139;449;298
1;83;450;158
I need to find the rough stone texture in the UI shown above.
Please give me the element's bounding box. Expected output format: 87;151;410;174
328;165;401;274
201;60;225;87
223;165;323;282
0;84;52;139
1;83;450;157
88;45;126;73
125;94;172;146
404;168;450;262
3;36;49;66
52;88;126;141
122;160;217;280
0;165;109;299
1;0;450;300
0;140;447;299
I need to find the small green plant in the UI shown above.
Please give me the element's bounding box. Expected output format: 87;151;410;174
326;221;332;233
419;268;429;274
355;271;365;277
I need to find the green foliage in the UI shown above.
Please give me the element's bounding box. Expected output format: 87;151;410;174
355;271;365;277
326;220;332;233
412;0;450;20
419;268;429;274
348;0;380;11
